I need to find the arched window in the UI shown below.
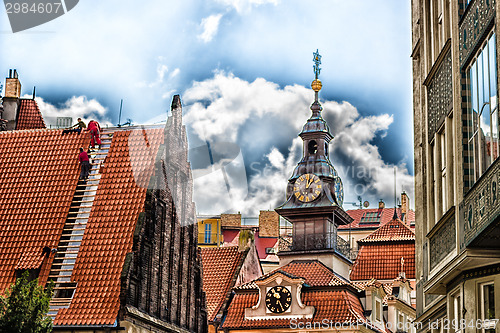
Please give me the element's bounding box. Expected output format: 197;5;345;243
308;140;318;154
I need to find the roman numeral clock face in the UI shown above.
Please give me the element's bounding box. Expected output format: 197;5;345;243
265;286;292;314
293;174;322;202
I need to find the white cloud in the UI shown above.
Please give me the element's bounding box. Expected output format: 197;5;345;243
215;0;279;13
31;95;112;127
170;68;181;78
198;14;223;43
183;72;414;216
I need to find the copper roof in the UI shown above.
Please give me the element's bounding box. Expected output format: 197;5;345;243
200;246;247;322
16;99;45;130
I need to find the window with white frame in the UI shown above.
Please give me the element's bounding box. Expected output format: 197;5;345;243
432;127;448;221
375;298;382;322
451;290;462;333
479;282;496;333
398;312;405;331
467;32;499;185
440;130;447;214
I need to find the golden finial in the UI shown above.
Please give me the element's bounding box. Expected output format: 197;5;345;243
311;79;322;92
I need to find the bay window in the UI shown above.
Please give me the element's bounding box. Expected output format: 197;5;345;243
467;32;499;185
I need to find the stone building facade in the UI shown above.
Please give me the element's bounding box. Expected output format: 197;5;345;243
411;0;500;331
120;95;206;332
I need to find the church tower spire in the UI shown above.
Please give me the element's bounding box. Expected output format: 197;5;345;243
275;50;353;278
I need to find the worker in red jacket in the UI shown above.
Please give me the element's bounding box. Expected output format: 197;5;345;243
79;148;90;180
87;120;102;148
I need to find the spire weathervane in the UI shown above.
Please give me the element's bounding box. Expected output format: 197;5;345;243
311;49;323;104
313;49;321;79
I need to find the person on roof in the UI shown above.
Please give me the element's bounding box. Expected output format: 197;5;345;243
79;148;90;181
63;118;86;134
87;120;102;149
0;119;8;132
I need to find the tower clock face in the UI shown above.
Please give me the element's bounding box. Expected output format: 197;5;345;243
265;286;292;313
293;173;322;202
334;176;344;206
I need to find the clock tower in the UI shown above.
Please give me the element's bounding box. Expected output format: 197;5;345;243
276;50;353;278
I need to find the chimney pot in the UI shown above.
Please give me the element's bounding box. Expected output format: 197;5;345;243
378;200;385;209
400;192;409;222
3;70;22;130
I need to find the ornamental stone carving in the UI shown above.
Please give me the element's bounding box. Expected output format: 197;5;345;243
428;50;452;140
459;0;496;67
459;160;500;249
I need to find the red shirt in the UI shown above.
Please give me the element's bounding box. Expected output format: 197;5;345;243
79;151;89;163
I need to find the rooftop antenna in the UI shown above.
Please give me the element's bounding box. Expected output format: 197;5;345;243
118;99;123;126
32;86;36;100
393;167;398;220
117;100;132;127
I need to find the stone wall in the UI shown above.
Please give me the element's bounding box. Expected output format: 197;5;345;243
119;95;207;333
258;210;279;237
221;213;241;227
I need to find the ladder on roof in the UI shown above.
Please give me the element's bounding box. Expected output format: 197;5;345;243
47;131;114;318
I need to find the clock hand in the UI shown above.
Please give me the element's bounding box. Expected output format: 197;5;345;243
276;299;284;311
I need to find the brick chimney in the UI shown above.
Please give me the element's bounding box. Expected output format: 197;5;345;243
2;69;21;130
400;191;409;223
258;210;279;238
221;213;241;228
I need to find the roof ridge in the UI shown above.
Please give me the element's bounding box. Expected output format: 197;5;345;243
358;218;415;243
214;247;248;320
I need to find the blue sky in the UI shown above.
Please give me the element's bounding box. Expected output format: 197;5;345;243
0;0;414;215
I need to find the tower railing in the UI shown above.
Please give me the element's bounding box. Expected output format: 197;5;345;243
278;232;352;258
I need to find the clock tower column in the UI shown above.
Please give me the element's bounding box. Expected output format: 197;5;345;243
275;50;353;279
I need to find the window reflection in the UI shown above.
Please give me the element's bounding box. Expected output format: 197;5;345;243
467;32;499;186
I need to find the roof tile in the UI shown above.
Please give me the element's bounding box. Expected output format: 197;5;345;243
350;243;415;280
237;260;351;290
222;289;366;329
359;218;415;243
15;99;45;130
0;130;87;292
341;208;415;230
200;246;246;322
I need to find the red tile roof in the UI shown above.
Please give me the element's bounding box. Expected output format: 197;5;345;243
54;128;164;326
351;279;394;303
350;242;415;281
237;260;350;289
340;208;415;230
200;246;246;322
0;127;165;327
16;99;45;130
359;218;415;243
222;289;366;329
0;130;88;291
